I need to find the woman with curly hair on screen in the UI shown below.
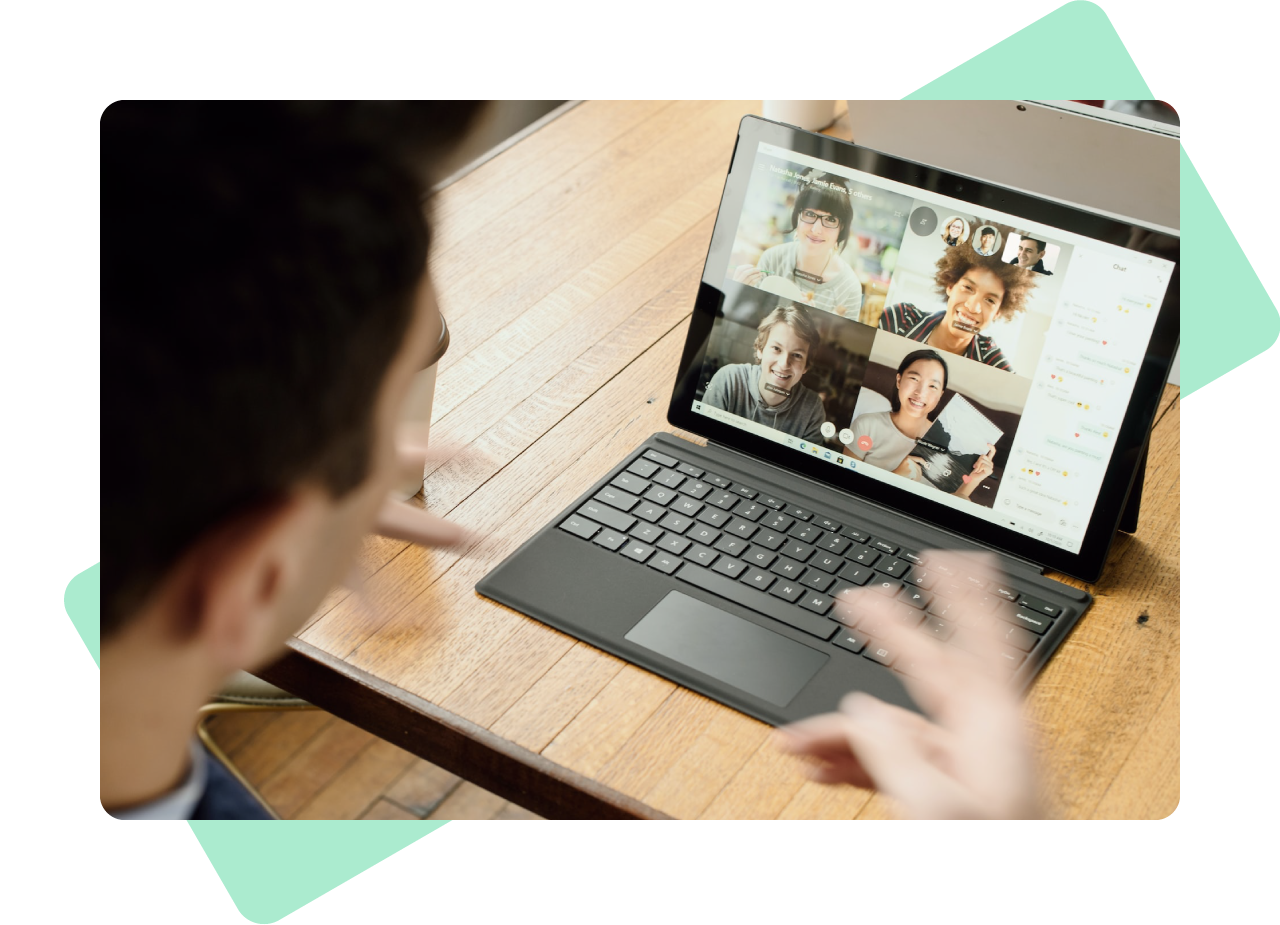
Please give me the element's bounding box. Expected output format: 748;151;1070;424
879;245;1037;373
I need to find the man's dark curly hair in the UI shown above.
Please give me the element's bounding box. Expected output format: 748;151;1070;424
932;242;1038;321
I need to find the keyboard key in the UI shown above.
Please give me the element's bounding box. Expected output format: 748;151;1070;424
989;582;1020;603
809;552;843;574
818;534;851;555
864;642;895;666
675;561;838;639
657;534;691;555
995;603;1053;634
781;540;815;562
848;545;880;566
837;561;874;586
758;495;786;510
761;512;794;533
643;486;678;505
643;449;678;467
679;480;712;500
1019;594;1062;618
596;486;639;512
869;574;900;596
653;467;685;489
814;516;842;533
799;570;834;592
740;566;775;591
752;529;786;551
627;459;660;479
1000;623;1039;652
707;490;738;511
998;647;1026;670
631;501;665;524
900;586;932;609
972;593;1000;612
713;535;749;557
841;526;870;543
928;597;960;621
900;548;927;567
786;505;813;520
734;500;766;521
907;569;936;590
790;523;827;544
769;581;805;603
695;507;732;528
559;514;600;540
647;551;683;574
962;573;988;591
870;538;899;555
769;556;805;580
894;606;925;628
798;591;834;615
621;540;655;563
726;518;758;540
704;473;732;488
711;556;747;578
630;522;664;544
686;524;720;545
832;629;867;654
683;544;718;566
731;484;758;500
920;616;954;641
670;496;703;518
677;462;704;478
577;501;636;533
611;472;651;494
592;528;627;551
874;557;911;579
659;512;694;534
743;546;777;569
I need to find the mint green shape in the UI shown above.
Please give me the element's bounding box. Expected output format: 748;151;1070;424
190;821;446;923
0;565;99;701
1179;147;1279;392
908;2;1150;99
65;562;100;667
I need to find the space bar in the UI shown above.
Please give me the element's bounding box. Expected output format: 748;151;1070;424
675;565;838;640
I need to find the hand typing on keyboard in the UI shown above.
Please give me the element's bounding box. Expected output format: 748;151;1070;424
774;551;1040;820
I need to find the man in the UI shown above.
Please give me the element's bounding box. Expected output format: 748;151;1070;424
101;102;485;818
1009;234;1053;275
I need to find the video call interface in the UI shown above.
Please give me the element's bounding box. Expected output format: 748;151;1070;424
692;141;1176;553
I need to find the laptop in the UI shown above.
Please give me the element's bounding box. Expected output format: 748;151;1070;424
476;114;1180;726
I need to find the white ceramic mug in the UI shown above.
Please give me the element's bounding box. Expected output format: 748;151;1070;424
762;100;836;132
394;312;451;500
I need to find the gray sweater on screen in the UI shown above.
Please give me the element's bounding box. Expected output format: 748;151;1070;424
702;363;826;442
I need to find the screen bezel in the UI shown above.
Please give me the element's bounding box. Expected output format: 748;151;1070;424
667;115;1180;584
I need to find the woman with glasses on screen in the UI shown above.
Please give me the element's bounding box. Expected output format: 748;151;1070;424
732;171;863;318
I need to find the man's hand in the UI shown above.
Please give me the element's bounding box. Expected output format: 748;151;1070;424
774;551;1040;819
372;433;467;548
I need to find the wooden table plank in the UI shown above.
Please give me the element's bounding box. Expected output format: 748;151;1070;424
274;101;1180;820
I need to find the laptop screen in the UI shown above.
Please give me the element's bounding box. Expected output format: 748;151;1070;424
678;125;1177;563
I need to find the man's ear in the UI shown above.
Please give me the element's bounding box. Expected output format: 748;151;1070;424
174;492;323;672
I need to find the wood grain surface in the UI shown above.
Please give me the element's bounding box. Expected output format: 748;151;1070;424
267;101;1180;819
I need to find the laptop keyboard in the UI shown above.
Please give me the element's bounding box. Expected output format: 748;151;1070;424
558;448;1066;680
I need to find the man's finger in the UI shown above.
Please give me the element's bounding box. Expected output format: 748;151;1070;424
373;498;468;548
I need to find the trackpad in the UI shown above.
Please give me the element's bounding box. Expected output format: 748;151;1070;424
625;591;828;708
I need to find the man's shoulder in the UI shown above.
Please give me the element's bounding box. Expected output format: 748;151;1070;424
880;302;925;331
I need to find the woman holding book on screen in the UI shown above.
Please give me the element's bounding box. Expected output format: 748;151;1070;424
842;349;995;501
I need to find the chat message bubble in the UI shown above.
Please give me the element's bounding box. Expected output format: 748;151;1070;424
1046;435;1105;461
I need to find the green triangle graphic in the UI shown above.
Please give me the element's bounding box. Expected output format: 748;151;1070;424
189;820;447;923
908;2;1150;98
65;561;100;667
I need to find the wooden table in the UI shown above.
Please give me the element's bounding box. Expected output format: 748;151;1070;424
261;101;1180;820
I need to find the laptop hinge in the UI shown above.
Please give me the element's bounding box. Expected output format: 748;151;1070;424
696;437;1049;578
